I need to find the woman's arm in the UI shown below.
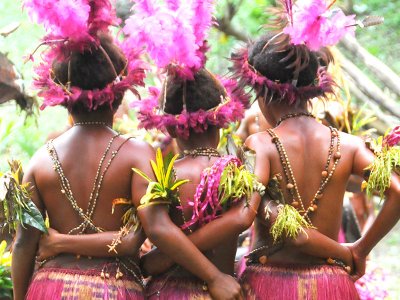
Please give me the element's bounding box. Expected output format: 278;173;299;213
132;143;242;299
36;227;146;260
349;137;400;279
12;163;43;300
287;228;353;268
142;136;271;276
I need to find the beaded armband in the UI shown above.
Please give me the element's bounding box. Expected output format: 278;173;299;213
132;148;189;211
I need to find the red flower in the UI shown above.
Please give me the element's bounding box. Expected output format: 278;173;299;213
383;126;400;147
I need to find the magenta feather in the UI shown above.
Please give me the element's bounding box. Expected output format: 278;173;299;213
26;0;145;111
24;0;91;42
283;0;355;50
383;126;400;148
123;0;215;79
231;48;335;104
131;77;248;138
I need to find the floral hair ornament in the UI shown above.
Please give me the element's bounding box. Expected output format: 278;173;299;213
24;0;146;111
231;0;383;104
131;76;248;139
231;47;335;105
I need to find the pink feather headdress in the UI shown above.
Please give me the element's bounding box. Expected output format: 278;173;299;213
24;0;146;110
231;0;356;104
231;48;335;105
132;77;248;139
123;0;214;80
283;0;355;51
126;0;248;138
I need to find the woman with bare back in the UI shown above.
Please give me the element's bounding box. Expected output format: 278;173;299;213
229;1;399;299
12;1;152;298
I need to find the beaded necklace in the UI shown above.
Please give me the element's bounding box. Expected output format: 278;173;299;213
182;147;221;159
74;121;112;128
266;126;341;225
275;112;315;127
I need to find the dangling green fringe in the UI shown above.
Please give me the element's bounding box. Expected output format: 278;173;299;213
218;163;259;208
270;204;313;243
365;146;400;199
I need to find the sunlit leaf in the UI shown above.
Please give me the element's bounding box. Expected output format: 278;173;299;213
21;201;47;233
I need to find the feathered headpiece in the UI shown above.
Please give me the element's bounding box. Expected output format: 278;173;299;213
123;0;213;80
132;77;248;139
125;0;249;138
231;0;382;104
24;0;146;111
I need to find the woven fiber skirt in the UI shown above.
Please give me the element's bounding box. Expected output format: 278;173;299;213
240;264;359;300
146;274;211;300
26;266;144;300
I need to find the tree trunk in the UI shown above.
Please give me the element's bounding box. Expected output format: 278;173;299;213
338;53;400;119
340;36;400;98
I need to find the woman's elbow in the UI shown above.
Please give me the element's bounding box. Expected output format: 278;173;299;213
235;215;254;233
286;230;309;248
143;223;171;244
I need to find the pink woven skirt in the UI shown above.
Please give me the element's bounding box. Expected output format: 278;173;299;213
146;274;211;300
26;266;144;300
240;263;360;300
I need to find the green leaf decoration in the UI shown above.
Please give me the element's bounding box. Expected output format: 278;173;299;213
0;160;47;233
21;201;48;233
270;204;314;243
218;162;258;208
0;265;12;299
132;148;189;210
365;145;400;199
131;168;152;183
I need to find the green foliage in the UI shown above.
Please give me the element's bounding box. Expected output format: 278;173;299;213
218;163;257;207
352;0;400;74
365;144;400;199
270;204;314;243
0;160;47;233
0;240;12;299
350;105;377;136
133;148;189;209
0;266;12;299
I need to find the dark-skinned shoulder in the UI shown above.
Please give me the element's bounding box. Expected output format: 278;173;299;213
245;131;275;156
118;136;155;166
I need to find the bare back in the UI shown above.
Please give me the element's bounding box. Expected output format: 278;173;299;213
247;119;365;264
30;127;152;234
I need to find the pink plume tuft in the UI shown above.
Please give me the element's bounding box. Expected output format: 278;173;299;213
383;126;400;148
283;0;355;50
191;0;214;45
24;0;91;42
123;0;214;79
24;0;117;46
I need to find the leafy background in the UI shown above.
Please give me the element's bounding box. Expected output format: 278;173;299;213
0;0;399;297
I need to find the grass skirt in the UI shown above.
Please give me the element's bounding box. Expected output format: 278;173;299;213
240;264;359;300
26;266;144;300
146;274;211;300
